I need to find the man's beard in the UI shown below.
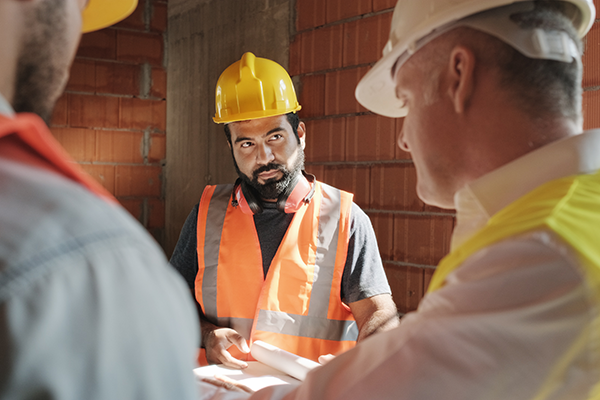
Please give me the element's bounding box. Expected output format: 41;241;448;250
235;149;305;200
12;0;69;125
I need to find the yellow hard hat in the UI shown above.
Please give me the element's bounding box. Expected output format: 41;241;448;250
82;0;138;33
214;52;302;124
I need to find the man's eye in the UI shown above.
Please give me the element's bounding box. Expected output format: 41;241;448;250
241;142;253;148
270;134;282;141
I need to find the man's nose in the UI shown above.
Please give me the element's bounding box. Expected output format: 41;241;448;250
256;143;275;165
397;127;409;152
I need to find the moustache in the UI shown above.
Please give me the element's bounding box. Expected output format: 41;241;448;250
253;163;285;180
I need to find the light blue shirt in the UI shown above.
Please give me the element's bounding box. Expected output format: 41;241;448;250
0;92;15;117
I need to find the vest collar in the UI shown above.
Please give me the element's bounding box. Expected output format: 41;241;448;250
452;130;600;249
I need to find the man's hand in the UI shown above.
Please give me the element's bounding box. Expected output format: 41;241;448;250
204;327;251;369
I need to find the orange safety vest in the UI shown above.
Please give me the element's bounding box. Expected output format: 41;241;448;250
0;113;115;203
195;181;357;362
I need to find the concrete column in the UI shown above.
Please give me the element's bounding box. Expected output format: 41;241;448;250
166;0;294;256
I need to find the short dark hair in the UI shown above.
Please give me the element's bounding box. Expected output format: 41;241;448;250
223;112;301;145
465;2;583;123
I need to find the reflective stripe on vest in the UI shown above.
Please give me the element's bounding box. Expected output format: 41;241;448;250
427;170;600;399
195;181;357;361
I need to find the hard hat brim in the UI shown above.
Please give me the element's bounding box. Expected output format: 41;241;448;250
82;0;138;33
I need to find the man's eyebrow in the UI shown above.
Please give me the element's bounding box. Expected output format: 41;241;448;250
233;127;285;144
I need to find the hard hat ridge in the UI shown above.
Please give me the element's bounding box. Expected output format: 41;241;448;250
214;52;302;124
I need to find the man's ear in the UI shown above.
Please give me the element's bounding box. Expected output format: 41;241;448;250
447;45;476;114
297;121;306;150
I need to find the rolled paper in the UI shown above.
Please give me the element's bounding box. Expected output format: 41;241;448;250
250;341;320;381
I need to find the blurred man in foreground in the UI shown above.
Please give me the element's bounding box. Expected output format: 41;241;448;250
0;1;199;398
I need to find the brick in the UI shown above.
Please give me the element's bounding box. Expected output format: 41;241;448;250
50;94;69;126
95;62;141;96
395;118;412;160
150;2;168;32
373;0;397;12
298;25;344;74
323;165;370;208
296;0;326;31
81;164;116;194
119;98;166;131
583;89;600;129
370;163;422;211
393;214;454;266
67;59;96;93
305;164;325;181
68;94;120;129
96;130;144;163
289;36;302;76
297;74;326;118
51;127;96;162
119;198;144;222
150;67;167;99
117;31;164;66
115;165;162;197
368;212;394;261
384;263;424;314
324;67;369;116
148;198;166;228
115;0;146;30
304;117;346;162
78;29;117;60
583;21;600;88
346;114;396;161
148;133;166;162
326;0;371;24
343;13;392;67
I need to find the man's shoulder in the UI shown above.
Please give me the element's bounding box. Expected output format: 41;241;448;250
0;159;167;285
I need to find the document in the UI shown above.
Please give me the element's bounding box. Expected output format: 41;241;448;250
194;341;321;392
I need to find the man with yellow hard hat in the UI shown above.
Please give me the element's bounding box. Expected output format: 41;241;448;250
170;52;399;368
0;1;199;398
201;0;600;399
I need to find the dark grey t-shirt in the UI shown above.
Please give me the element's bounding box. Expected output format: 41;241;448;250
170;198;390;304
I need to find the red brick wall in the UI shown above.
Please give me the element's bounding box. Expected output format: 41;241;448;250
293;0;600;315
582;0;600;129
50;0;168;246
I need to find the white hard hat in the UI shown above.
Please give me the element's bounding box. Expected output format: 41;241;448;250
355;0;596;118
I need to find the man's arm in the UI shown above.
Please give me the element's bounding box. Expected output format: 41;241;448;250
342;204;399;341
194;290;251;368
349;294;399;341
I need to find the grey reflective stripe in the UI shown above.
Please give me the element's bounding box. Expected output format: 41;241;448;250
307;184;341;319
255;310;358;341
216;317;254;340
202;184;234;319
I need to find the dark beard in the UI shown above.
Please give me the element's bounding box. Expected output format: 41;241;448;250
234;149;305;200
12;0;68;125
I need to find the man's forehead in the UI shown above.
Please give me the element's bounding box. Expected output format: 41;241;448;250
229;115;290;136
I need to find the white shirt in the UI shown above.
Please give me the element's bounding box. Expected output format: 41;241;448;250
235;130;600;400
0;104;200;399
